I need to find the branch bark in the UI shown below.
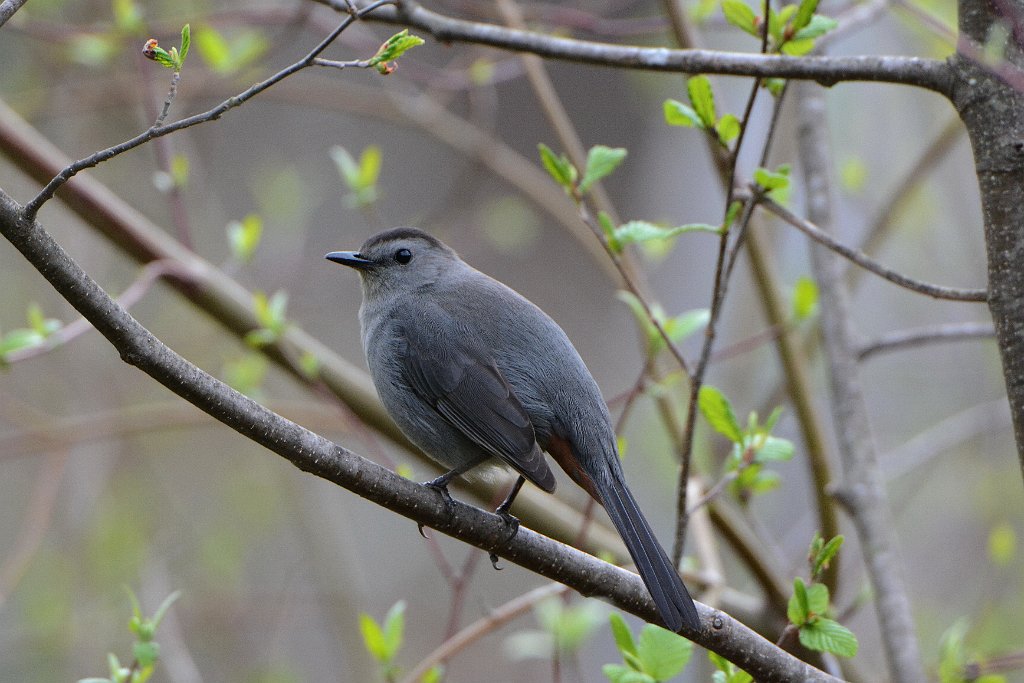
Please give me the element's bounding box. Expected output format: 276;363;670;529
796;82;926;683
0;187;841;683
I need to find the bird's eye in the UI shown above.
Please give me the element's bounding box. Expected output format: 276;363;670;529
395;248;412;264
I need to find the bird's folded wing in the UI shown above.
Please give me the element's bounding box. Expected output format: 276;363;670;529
398;319;556;492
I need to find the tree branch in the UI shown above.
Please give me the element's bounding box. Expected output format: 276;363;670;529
857;321;995;360
0;187;841;683
796;82;926;683
334;0;955;92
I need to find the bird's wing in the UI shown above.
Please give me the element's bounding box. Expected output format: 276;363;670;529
397;316;556;493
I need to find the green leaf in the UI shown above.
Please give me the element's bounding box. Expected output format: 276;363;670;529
382;601;406;659
149;590;181;631
369;29;425;73
715;113;741;145
698;385;743;443
781;37;815;55
768;5;796;42
753;165;791;191
598;211;622;253
538;143;578;192
793;14;838;39
609;613;637;658
721;0;760;36
687;75;717;128
195;25;267;75
793;0;819;31
0;328;46;357
227;214;263;263
988;522;1016;567
798;618;858;657
792;276;818;320
579;146;627;194
420;665;444;683
764;78;787;96
614;220;720;248
602;664;655;683
179;24;191;64
359;613;390;663
133;641;160;668
330;145;381;207
663;99;704;128
636;624;693;680
755;436;794;461
814;535;844;577
789;577;810;625
662;308;710;344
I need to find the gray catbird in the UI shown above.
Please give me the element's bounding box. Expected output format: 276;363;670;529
326;227;700;631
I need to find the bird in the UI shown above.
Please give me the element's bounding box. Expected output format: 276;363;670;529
326;227;700;632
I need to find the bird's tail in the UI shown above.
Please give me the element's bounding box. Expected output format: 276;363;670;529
597;476;700;632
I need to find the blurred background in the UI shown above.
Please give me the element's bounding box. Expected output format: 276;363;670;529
0;0;1020;681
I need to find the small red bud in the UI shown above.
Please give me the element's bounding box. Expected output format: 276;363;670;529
142;38;159;59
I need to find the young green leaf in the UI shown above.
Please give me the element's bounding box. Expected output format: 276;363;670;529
359;613;390;663
420;665;444;683
133;640;160;668
798;618;859;657
699;385;743;443
793;14;838;40
662;308;710;344
179;24;191;64
753;165;791;191
715;113;741;146
793;0;819;31
579;146;627;194
755;435;794;461
608;613;637;658
721;0;760;36
598;211;622;253
538;143;578;192
663;99;704;128
227;214;263;263
614;220;720;248
789;577;810;625
382;600;406;660
813;535;844;576
687;75;717;128
636;624;693;680
369;29;425;74
792;276;819;320
602;664;655;683
781;38;815;55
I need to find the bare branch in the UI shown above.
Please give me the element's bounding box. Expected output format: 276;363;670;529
758;195;988;302
858;321;995;360
0;0;29;29
334;0;954;92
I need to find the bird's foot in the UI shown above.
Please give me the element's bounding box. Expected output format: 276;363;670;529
418;473;458;537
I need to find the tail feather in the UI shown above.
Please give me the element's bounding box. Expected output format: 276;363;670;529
598;477;700;632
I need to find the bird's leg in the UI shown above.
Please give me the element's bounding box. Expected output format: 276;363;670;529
418;468;461;537
490;475;526;569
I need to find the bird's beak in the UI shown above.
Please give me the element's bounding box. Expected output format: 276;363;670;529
325;250;375;270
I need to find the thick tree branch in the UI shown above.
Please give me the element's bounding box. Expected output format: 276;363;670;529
334;0;955;92
0;188;841;683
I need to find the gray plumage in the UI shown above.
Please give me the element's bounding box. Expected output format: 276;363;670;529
326;227;700;632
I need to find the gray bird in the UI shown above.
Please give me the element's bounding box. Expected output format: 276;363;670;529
326;227;700;632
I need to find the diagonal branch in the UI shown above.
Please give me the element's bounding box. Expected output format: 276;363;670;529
0;187;842;683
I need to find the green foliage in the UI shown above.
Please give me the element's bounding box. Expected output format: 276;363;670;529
579;145;627;194
330;145;382;208
195;24;268;74
719;0;837;55
610;220;721;253
538;143;578;193
791;276;818;321
223;353;269;397
786;536;858;659
664;76;740;148
79;589;180;683
0;302;62;364
617;291;708;356
505;598;604;661
708;652;753;683
245;290;289;347
142;24;190;72
227;214;263;263
603;613;693;682
699;389;796;501
368;30;425;74
938;621;1006;683
360;601;406;675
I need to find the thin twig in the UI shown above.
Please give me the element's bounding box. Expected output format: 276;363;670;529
758;195;988;302
0;0;29;28
23;0;396;220
857;321;995;360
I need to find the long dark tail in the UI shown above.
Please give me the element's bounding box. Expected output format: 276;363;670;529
597;476;700;632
